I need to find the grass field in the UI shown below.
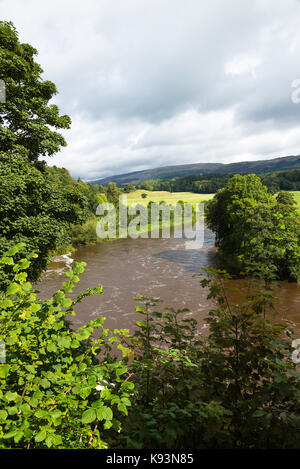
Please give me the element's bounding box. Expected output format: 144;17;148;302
125;190;214;207
291;191;300;212
126;190;300;211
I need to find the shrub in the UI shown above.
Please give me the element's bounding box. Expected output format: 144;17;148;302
114;271;300;449
0;243;133;449
69;217;99;248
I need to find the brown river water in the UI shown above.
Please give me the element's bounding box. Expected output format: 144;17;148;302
35;227;300;337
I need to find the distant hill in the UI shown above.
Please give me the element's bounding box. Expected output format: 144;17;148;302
91;154;300;186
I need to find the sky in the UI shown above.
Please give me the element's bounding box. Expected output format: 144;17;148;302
2;0;300;180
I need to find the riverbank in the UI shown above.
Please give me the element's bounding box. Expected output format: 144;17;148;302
50;189;300;264
49;192;211;258
38;224;300;337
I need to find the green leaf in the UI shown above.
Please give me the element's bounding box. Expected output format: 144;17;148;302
0;298;13;308
5;391;18;402
75;328;93;341
136;320;147;328
121;397;131;406
0;410;8;420
29;303;40;313
51;409;62;420
3;430;18;439
7;406;17;415
14;430;24;443
103;420;113;430
47;343;57;353
116;366;127;378
1;257;13;265
25;364;36;374
0;364;9;379
89;317;105;328
18;259;31;270
40;379;50;389
121;381;134;391
117;403;128;415
45;434;62;448
252;410;267;418
61;298;72;308
97;406;113;421
81;408;97;424
90;286;104;295
6;282;21;296
6;244;25;257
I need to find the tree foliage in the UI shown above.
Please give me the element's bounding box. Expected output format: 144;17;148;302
0;155;89;284
0;21;105;281
0;244;133;449
1;246;300;449
114;270;300;449
128;169;300;194
0;21;71;163
206;174;300;281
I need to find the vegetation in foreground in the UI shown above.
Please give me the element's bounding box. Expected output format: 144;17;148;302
0;244;133;449
1;246;300;449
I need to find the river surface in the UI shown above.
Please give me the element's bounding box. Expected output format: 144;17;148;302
36;227;300;336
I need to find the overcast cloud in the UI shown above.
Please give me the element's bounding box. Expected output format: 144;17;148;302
1;0;300;180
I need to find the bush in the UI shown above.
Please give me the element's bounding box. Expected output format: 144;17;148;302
114;270;300;449
69;217;99;248
0;243;133;449
1;244;300;449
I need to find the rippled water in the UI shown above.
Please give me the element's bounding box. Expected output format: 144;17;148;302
36;227;300;335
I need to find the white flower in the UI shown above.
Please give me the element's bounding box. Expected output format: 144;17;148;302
95;384;105;391
95;378;116;391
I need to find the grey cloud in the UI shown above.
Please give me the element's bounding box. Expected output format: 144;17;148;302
2;0;300;179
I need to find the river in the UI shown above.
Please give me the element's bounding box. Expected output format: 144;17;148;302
36;227;300;336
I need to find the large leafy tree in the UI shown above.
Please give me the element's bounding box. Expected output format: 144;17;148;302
0;21;71;162
206;174;300;281
0;155;88;284
206;174;273;251
242;192;300;281
0;21;92;283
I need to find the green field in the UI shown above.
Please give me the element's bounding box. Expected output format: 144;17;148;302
126;190;300;212
291;191;300;212
125;190;214;207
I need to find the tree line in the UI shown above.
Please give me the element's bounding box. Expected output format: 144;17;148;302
124;169;300;194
